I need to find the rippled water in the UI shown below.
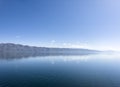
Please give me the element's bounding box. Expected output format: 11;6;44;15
0;53;120;87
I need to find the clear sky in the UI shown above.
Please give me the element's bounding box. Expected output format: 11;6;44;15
0;0;120;50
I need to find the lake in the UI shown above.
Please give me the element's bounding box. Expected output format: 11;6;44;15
0;53;120;87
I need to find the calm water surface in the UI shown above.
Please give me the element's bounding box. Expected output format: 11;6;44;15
0;53;120;87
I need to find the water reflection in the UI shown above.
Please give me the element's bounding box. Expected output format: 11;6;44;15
27;53;120;63
0;53;96;61
0;53;120;87
1;52;119;62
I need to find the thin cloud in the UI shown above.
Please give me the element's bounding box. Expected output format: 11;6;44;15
15;36;21;39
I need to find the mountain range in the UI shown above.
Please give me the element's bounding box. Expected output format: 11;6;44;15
0;43;100;58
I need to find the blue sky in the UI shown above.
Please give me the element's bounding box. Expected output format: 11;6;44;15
0;0;120;50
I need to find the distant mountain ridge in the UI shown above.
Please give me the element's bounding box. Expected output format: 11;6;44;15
0;43;100;58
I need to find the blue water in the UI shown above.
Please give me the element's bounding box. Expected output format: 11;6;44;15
0;54;120;87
